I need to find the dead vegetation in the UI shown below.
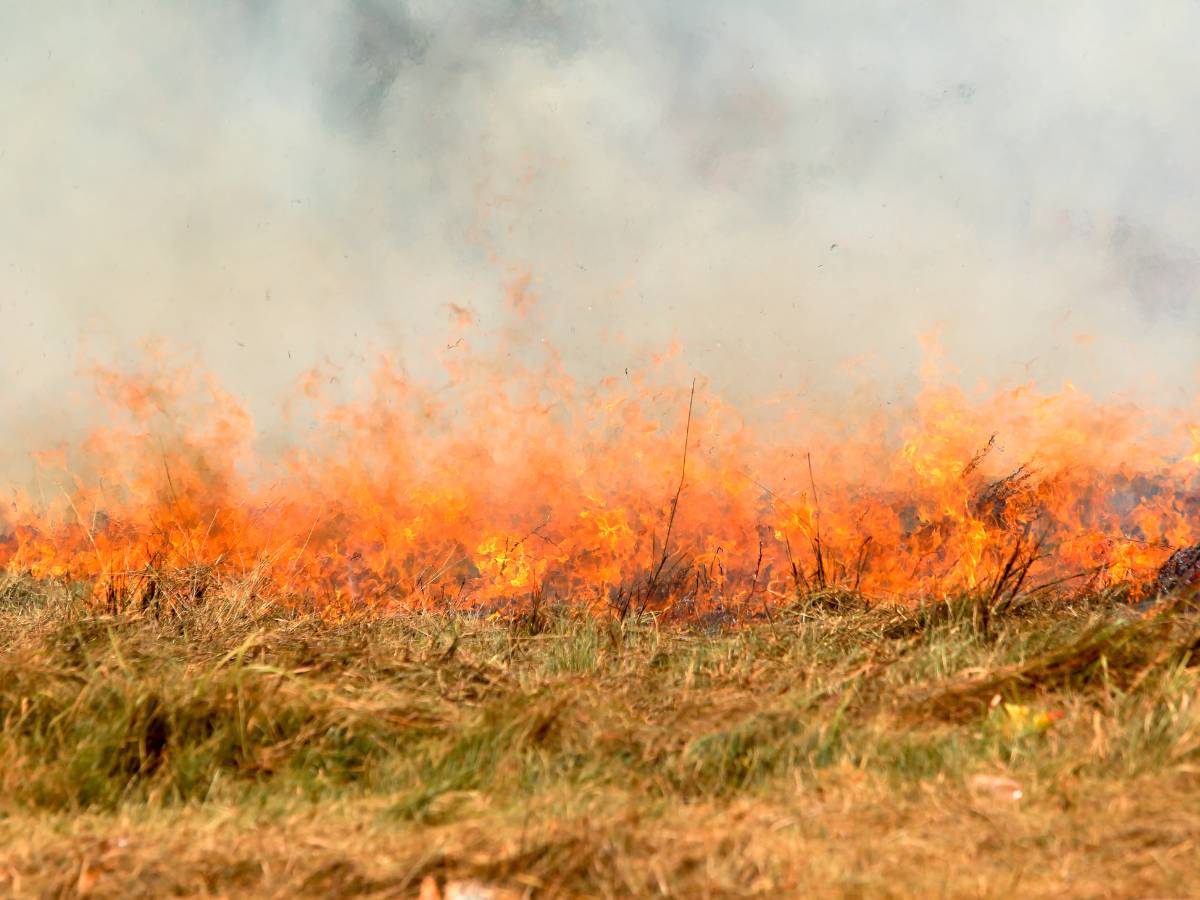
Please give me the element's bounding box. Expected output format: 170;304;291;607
0;576;1198;897
1153;543;1200;598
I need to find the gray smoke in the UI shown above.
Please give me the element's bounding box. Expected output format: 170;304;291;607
3;1;1199;478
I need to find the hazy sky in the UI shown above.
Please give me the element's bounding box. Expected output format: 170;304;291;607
3;1;1199;466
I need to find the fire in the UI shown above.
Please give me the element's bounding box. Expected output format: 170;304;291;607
1;321;1197;619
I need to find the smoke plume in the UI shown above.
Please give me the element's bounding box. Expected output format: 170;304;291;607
3;2;1199;477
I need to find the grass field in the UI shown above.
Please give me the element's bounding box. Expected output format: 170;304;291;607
0;577;1198;898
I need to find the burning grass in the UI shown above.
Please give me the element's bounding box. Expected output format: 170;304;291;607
0;577;1198;897
2;329;1198;620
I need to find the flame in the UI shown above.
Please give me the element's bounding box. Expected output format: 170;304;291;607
2;318;1197;619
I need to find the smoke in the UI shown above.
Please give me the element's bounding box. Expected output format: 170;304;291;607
3;1;1200;477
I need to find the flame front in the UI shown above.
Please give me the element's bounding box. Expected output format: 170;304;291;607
2;327;1197;618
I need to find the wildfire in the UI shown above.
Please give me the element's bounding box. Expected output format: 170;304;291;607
2;321;1197;619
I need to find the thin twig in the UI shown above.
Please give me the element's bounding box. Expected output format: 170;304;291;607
59;487;105;577
806;453;826;589
989;525;1030;606
750;538;765;596
853;535;873;594
646;379;697;601
783;533;809;594
158;443;199;564
961;433;997;478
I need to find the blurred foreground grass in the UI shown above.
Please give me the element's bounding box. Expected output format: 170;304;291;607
0;576;1197;898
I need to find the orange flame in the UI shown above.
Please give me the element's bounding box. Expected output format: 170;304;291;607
2;320;1197;619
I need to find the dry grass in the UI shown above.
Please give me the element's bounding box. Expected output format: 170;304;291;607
0;576;1198;898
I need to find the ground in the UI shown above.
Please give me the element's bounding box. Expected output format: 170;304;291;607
0;578;1197;898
